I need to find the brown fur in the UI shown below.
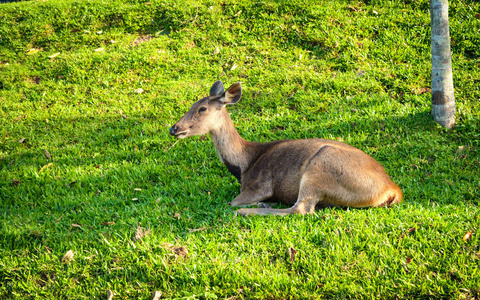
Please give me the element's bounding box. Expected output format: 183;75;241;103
170;81;403;216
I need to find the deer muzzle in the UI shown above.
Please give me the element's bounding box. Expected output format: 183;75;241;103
169;125;179;136
169;124;189;139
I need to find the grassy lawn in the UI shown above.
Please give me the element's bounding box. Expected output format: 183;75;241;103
1;0;479;298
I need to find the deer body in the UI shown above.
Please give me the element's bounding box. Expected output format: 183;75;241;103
170;81;402;216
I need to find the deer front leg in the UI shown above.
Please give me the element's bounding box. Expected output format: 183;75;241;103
235;172;324;216
229;186;273;207
235;199;318;216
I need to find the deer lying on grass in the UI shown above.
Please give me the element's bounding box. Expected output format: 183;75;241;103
169;81;402;216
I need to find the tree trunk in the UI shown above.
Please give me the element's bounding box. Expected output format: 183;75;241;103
430;0;455;129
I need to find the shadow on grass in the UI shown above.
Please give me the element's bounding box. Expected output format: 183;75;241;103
1;100;478;300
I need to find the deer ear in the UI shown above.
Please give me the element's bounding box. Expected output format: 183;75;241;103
221;82;242;105
210;80;224;96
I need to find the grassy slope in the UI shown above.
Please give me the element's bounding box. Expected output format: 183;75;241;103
0;0;479;299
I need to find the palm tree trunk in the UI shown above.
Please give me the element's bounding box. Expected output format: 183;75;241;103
430;0;455;129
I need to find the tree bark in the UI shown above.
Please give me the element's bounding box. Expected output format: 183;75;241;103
430;0;455;129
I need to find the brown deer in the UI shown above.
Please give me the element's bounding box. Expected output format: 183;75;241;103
169;81;402;216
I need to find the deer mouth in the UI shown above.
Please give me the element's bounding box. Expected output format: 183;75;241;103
173;131;189;139
170;125;189;139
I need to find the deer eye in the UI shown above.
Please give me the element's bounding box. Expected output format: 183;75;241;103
198;107;207;113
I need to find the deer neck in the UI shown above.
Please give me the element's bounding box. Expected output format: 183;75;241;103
209;110;251;182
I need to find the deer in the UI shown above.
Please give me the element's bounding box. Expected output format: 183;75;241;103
169;81;403;216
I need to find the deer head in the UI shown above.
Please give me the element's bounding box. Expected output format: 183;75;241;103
169;81;242;139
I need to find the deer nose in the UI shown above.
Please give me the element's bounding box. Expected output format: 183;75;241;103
169;125;179;136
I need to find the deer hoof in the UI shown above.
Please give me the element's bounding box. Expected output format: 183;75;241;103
235;208;254;216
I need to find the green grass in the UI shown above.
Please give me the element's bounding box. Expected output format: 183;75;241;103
1;0;479;299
